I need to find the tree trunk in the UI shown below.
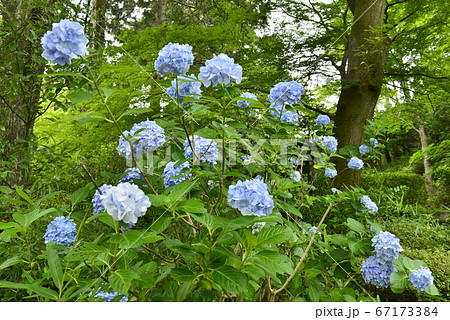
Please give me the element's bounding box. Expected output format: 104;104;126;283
91;0;106;49
156;0;167;25
0;1;54;187
333;0;388;187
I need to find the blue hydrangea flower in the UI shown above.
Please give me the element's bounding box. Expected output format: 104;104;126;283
167;74;202;104
322;136;338;153
184;135;219;165
228;176;274;217
117;120;165;160
331;187;338;193
409;267;434;292
372;231;403;263
43;216;77;248
101;182;151;224
348;157;364;170
281;111;298;124
95;291;128;302
41;19;87;65
252;222;266;234
268;81;304;106
163;161;192;188
154;43;194;76
359;144;370;154
370;138;378;147
361;256;397;288
120;168;143;183
92;184;113;215
291;171;301;182
198;53;242;87
309;226;322;236
237;92;257;108
269;104;284;118
316;115;330;126
361;195;378;213
324;168;337;178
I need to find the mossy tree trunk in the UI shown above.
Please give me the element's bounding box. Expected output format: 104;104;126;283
333;0;389;187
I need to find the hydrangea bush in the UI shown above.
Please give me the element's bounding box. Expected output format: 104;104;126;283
0;22;440;303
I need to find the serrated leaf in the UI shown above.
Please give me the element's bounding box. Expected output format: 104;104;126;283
147;194;170;207
109;270;139;295
66;91;94;104
390;272;408;293
150;217;172;233
119;108;152;119
425;284;440;295
328;234;349;247
276;200;302;218
252;250;294;275
70;186;90;207
402;256;424;271
211;266;248;295
109;230;164;249
65;243;111;262
176;198;207;213
25;208;56;228
345;218;366;234
171;268;196;282
256;225;293;247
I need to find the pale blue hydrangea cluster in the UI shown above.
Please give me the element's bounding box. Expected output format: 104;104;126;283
331;187;338;193
228;176;274;217
95;291;128;302
370;138;378;147
120;168;142;183
117;120;165;160
92;184;112;215
198;53;242;87
348;156;364;170
316;115;330;126
268;81;304;106
309;226;322;236
281;111;298;124
167;74;202;104
409;267;434;292
154;43;194;76
359;144;370;154
325;168;337;178
41;19;87;65
372;231;403;264
43;216;77;248
101;182;151;224
361;195;378;213
252;222;266;234
361;256;398;288
237;92;257;108
163;161;192;188
322;136;338;153
291;171;301;182
184;135;218;165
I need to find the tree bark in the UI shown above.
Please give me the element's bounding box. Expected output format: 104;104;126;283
91;0;106;49
333;0;389;187
156;0;167;25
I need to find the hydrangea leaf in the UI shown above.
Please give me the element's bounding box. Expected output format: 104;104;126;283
345;218;366;234
118;108;153;119
175;199;207;214
390;272;408;293
70;186;90;207
46;245;64;291
109;270;139;295
402;256;424;271
425;284;440;296
69;112;106;124
109;230;164;249
211;266;248;295
256;225;293;247
150;217;172;233
252;250;295;275
66;91;94;104
170;268;196;282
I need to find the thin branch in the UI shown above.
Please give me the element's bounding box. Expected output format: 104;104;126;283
393;17;448;41
80;162;102;194
385;73;450;80
0;94;26;123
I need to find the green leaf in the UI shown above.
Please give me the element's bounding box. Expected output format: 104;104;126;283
190;213;214;233
345;218;366;234
0;228;20;242
176;198;207;213
0;186;13;194
38;71;92;82
70;186;90;207
118;108;152;119
170;268;196;282
66;91;94;104
101;87;115;98
150;217;172;233
276;200;302;218
109;270;139;295
402;256;424;271
252;251;294;275
69;112;106;124
16;188;33;205
109;230;164;249
256;225;293;247
0;281;58;300
329;249;349;262
425;284;440;296
167;181;197;203
24;208;56;228
0;256;23;270
147;194;170;207
47;245;64;290
211;266;248;295
390;272;408;293
328;234;349;247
